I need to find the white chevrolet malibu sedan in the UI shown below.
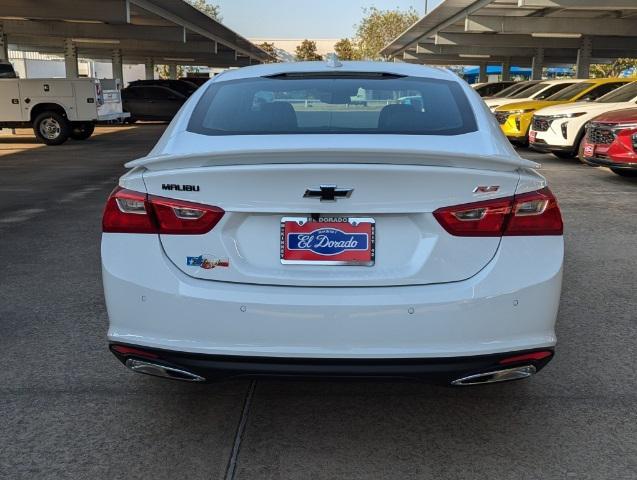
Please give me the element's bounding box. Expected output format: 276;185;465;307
102;61;564;386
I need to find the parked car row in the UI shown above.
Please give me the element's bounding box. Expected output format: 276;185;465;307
480;77;637;177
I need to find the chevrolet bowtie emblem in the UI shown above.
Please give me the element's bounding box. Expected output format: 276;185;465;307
303;185;354;202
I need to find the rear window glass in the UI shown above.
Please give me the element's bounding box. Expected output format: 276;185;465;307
546;82;593;101
534;83;575;100
188;74;477;136
498;82;535;98
598;81;637;103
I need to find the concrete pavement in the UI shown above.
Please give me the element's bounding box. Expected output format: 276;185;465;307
0;125;635;480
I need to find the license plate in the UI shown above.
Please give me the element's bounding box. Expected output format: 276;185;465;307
281;217;375;266
529;130;537;143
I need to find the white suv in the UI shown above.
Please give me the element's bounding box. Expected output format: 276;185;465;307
530;81;637;158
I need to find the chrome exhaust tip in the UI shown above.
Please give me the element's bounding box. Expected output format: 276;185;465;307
451;365;536;386
125;358;206;382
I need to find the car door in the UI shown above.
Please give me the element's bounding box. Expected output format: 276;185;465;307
0;80;23;121
122;86;149;119
145;87;185;120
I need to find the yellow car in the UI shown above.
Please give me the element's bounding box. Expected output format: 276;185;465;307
494;78;633;144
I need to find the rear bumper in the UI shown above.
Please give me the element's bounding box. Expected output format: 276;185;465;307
530;140;573;153
581;156;637;170
102;234;563;359
97;112;130;121
109;343;554;383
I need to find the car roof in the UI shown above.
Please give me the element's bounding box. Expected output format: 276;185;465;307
586;77;633;84
540;78;586;84
213;61;457;83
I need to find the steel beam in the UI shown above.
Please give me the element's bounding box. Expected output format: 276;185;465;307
380;0;495;57
64;39;78;79
479;63;488;83
1;19;185;43
144;58;154;80
8;34;217;56
0;22;8;62
465;15;637;36
112;49;124;83
531;48;544;80
435;33;582;49
435;32;637;51
576;37;593;79
168;64;177;80
0;0;130;24
501;58;511;81
518;0;637;9
416;44;577;57
130;0;254;60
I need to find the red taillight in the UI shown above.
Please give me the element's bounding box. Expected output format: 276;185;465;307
111;344;159;359
499;350;553;365
102;187;224;235
433;187;563;237
505;188;563;236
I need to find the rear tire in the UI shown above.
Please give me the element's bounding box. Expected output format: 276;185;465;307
610;168;637;177
70;122;95;140
33;111;70;146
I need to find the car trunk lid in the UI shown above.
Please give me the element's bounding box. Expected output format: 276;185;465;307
141;151;521;287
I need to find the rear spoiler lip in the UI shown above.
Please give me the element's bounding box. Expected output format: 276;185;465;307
126;148;539;171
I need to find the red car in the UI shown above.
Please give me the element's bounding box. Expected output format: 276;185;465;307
581;108;637;177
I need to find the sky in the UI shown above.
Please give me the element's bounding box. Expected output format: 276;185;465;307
215;0;441;39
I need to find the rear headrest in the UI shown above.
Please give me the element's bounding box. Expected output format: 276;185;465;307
258;102;298;131
378;104;421;131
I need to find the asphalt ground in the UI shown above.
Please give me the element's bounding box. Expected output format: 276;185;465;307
0;125;635;480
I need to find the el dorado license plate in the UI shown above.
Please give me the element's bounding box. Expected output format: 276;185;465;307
281;217;375;266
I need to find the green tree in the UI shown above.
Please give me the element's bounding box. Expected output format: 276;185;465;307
258;42;279;63
354;7;419;60
186;0;221;21
156;64;185;79
334;38;361;61
295;39;323;61
590;58;637;78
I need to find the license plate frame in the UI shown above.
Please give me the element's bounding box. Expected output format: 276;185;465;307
280;216;375;266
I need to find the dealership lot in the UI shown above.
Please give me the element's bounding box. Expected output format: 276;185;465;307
0;125;635;479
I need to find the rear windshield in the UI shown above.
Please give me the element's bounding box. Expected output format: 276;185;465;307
498;82;535;98
187;74;477;136
509;82;549;98
546;82;593;101
598;81;637;103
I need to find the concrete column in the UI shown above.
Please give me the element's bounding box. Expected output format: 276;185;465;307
0;22;8;62
531;48;544;80
575;37;593;79
168;63;177;80
478;63;488;83
501;58;511;81
144;58;154;80
111;49;123;83
64;38;78;78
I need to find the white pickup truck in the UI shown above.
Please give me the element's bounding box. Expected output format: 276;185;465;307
0;63;129;145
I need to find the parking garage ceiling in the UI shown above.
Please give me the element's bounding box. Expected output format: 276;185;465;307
381;0;637;72
0;0;273;67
